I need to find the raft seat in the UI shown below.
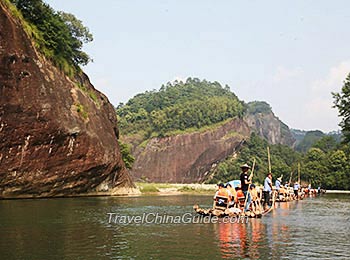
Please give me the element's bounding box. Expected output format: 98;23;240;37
213;195;230;210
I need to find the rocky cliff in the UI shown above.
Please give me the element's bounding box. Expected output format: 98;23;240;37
0;1;134;198
245;101;295;146
126;102;296;183
129;118;250;183
245;112;295;146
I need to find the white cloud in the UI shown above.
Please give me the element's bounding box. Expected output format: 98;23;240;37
304;97;339;132
272;66;303;82
311;61;350;96
303;61;350;132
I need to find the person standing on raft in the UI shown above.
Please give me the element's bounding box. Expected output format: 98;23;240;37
263;173;273;211
275;177;282;193
293;182;300;199
240;163;252;212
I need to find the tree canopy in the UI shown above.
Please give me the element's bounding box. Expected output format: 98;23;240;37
333;73;350;144
208;133;301;185
295;130;325;153
9;0;93;73
208;134;350;190
117;78;246;139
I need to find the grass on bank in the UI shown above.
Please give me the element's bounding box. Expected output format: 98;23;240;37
135;182;217;194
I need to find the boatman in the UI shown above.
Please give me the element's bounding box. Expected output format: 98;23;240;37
240;163;252;212
293;182;300;198
263;173;273;210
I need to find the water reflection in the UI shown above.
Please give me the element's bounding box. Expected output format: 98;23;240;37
216;219;270;259
0;194;349;259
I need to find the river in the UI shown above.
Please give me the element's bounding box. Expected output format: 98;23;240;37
0;193;349;259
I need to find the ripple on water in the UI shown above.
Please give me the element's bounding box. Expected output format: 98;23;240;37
0;194;350;259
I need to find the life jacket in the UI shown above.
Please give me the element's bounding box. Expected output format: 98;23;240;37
217;188;229;198
236;189;245;200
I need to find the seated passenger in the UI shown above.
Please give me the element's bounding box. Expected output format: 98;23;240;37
226;183;237;206
214;183;232;206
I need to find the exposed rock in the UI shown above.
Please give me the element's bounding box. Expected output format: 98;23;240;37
245;111;295;146
129;118;250;183
0;1;134;198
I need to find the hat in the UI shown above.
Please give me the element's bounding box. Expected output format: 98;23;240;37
240;163;251;169
277;177;282;181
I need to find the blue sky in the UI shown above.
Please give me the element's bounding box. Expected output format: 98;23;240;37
45;0;350;132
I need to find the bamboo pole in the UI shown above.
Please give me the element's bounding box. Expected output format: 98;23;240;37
289;171;293;186
243;158;256;212
267;146;271;173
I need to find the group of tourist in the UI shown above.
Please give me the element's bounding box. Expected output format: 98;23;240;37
213;162;311;212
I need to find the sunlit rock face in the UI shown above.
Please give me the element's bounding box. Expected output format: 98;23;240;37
130;118;250;183
0;2;133;198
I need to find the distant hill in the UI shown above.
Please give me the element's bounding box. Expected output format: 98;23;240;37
291;129;342;152
117;78;245;139
117;78;296;183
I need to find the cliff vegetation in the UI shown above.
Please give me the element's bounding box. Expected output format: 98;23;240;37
117;78;246;140
6;0;93;76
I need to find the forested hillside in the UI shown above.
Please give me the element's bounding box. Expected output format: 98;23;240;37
207;133;301;185
117;78;246;138
208;133;350;190
210;73;350;190
117;75;350;190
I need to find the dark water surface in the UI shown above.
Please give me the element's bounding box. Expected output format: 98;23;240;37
0;193;349;259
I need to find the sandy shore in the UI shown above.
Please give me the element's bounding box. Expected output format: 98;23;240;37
324;190;350;194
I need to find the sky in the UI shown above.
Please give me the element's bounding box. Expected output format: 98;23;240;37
44;0;350;132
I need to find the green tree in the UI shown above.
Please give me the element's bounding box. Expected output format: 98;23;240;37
58;12;93;66
10;0;93;70
333;73;350;144
327;150;347;189
116;78;246;139
312;136;337;152
208;133;300;185
118;141;135;169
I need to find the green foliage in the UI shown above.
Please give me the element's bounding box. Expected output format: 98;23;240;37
74;83;100;106
302;146;349;190
333;73;350;144
75;103;88;119
247;101;272;115
209;130;350;189
118;141;135;169
9;0;93;74
117;78;246;139
295;130;325;152
208;133;301;185
312;136;338;152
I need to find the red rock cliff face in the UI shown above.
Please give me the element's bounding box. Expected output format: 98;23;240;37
130;118;250;183
0;2;133;198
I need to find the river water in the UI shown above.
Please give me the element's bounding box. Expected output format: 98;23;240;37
0;193;349;259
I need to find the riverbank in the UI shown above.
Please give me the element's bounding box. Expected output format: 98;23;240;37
135;183;216;195
325;190;350;194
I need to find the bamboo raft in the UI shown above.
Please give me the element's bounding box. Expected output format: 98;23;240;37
193;190;278;219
